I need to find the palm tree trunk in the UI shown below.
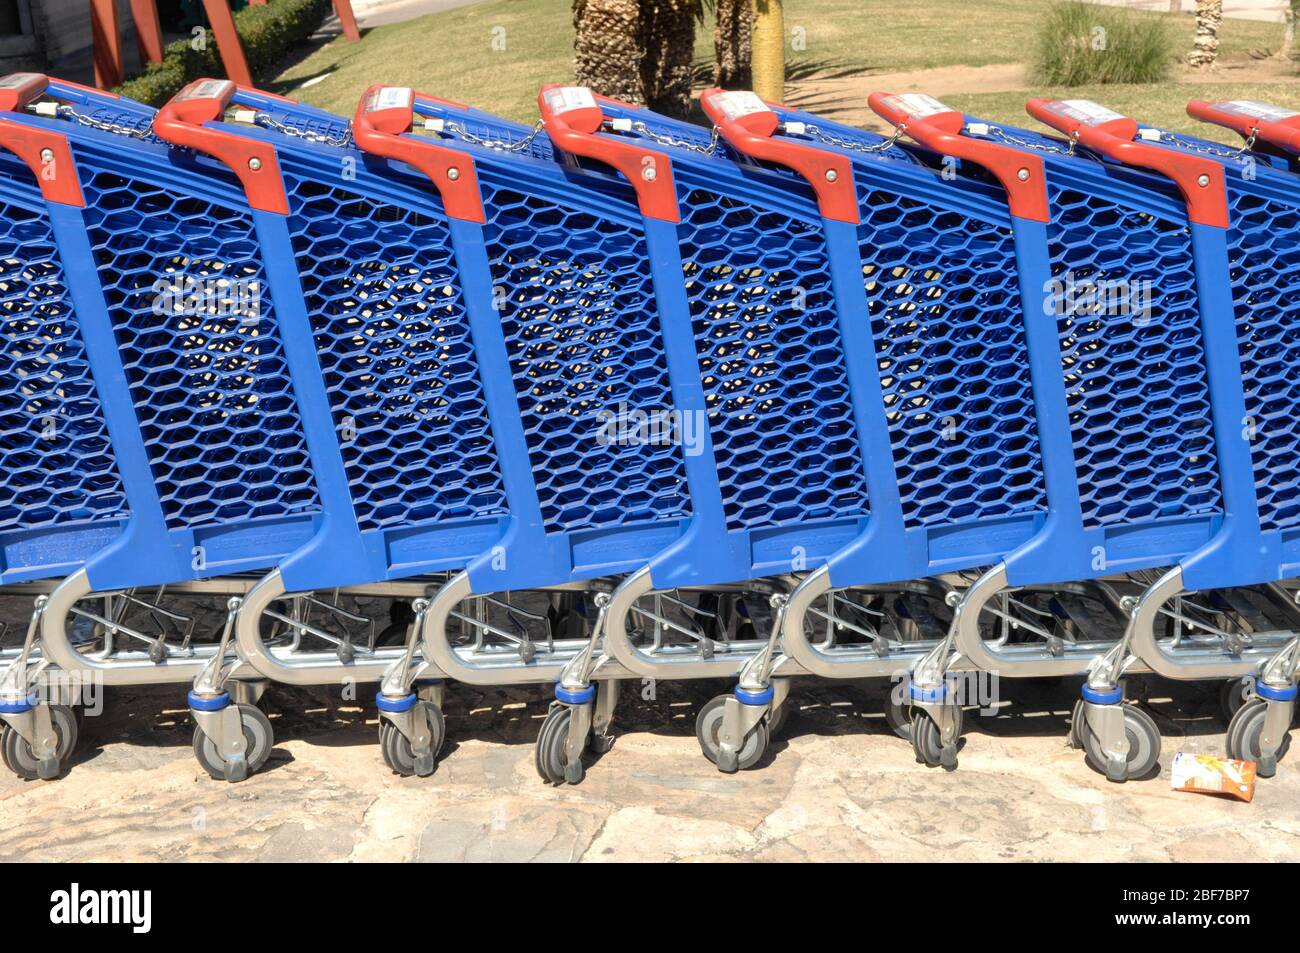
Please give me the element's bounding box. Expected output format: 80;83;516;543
573;0;645;104
714;0;753;87
751;0;784;102
641;0;699;118
1188;0;1223;68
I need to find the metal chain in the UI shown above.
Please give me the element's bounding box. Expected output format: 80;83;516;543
441;118;544;153
980;124;1077;156
253;111;353;148
1157;127;1257;160
790;121;903;154
625;120;719;156
46;104;158;141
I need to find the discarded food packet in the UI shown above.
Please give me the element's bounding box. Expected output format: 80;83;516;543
1170;753;1256;802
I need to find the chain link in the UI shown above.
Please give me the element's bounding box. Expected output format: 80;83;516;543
1157;128;1257;160
252;111;353;148
47;104;158;141
980;124;1077;156
624;120;719;156
441;118;544;154
790;121;903;155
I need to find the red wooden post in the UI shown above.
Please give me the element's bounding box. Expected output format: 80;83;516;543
200;0;253;87
130;0;166;64
333;0;361;41
90;0;123;88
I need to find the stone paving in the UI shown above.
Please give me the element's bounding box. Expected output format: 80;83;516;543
1;675;1295;862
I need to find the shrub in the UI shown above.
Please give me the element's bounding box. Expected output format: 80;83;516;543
115;0;332;105
1030;0;1174;86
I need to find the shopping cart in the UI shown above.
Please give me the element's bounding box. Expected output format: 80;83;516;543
345;85;744;784
896;97;1281;779
1162;97;1300;774
0;74;139;778
0;75;373;780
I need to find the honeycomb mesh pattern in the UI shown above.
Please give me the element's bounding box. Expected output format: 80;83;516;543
283;176;508;533
859;186;1047;528
1225;185;1300;533
0;194;127;530
80;170;321;530
677;188;869;530
1046;183;1222;529
481;184;691;533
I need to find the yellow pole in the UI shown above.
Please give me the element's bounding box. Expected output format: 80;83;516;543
751;0;785;102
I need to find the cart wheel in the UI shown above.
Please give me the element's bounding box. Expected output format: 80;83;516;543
380;702;445;777
885;693;912;740
1079;704;1160;781
694;694;768;770
911;705;962;769
766;699;790;737
535;704;586;785
1225;699;1290;770
1219;677;1256;724
1068;698;1086;750
1;705;77;781
192;703;273;782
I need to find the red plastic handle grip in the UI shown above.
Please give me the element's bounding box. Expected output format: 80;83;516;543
0;73;50;113
868;92;1048;223
153;78;288;214
700;87;857;224
536;84;678;222
1027;98;1228;228
351;84;484;223
0;73;83;206
1187;99;1300;156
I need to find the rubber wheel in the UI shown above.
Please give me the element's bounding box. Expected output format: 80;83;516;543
766;700;790;737
1;705;78;781
694;694;769;770
192;703;274;781
1220;677;1256;724
1225;699;1291;767
379;702;445;777
1068;698;1086;750
885;693;912;741
1079;704;1160;781
910;705;962;767
535;704;587;785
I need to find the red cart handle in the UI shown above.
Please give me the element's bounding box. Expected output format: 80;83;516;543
0;72;83;206
153;78;288;214
700;87;857;224
537;84;678;222
1187;99;1300;156
869;92;1048;223
351;84;484;223
1027;98;1227;228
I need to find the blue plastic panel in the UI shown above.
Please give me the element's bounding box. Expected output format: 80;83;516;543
480;180;692;534
1045;182;1222;530
78;167;322;532
282;176;508;535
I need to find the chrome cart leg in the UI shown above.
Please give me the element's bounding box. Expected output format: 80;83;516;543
189;596;273;783
536;592;611;785
375;598;445;778
909;587;967;770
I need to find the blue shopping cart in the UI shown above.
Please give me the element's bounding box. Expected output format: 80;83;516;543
884;97;1274;780
0;73;139;778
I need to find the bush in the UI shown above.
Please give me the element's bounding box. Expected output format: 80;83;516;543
1030;0;1174;86
115;0;332;105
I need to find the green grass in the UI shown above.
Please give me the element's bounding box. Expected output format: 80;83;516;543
1029;1;1174;86
947;83;1300;143
271;0;1290;122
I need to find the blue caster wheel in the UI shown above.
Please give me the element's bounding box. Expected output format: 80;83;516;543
694;694;768;771
1078;704;1160;781
192;703;273;781
1;705;77;781
1225;699;1290;776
